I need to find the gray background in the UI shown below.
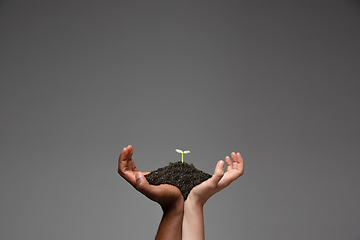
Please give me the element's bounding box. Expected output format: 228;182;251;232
1;1;360;240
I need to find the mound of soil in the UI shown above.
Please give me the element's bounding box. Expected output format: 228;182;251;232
145;161;212;200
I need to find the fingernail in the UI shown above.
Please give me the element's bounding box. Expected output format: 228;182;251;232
135;172;142;180
219;160;225;168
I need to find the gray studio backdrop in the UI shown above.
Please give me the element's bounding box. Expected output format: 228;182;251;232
1;1;360;240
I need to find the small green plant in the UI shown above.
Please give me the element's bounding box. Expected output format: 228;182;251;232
175;149;190;163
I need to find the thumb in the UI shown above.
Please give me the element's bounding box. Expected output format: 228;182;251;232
208;160;225;185
134;172;160;202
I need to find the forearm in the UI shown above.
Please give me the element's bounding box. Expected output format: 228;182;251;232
155;202;184;240
182;198;205;240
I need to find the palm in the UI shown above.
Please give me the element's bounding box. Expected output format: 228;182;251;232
150;184;183;209
217;152;243;190
189;179;216;204
186;152;244;205
118;145;183;209
217;168;242;190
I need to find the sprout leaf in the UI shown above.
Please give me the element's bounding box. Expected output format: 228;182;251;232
175;148;190;163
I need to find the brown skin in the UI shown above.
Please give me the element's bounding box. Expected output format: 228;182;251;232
118;145;184;240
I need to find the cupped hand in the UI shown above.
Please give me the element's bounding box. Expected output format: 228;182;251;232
186;152;244;206
118;145;148;186
118;145;184;211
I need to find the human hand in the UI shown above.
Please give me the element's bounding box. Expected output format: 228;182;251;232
118;145;184;211
186;152;244;206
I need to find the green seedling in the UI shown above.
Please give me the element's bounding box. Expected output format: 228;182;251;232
175;149;190;163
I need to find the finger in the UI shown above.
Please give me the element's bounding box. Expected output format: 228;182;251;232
231;152;236;159
127;145;136;169
135;172;162;202
208;160;225;185
225;155;233;172
234;152;241;163
236;152;244;173
231;152;237;169
128;145;133;155
128;145;134;163
118;147;129;174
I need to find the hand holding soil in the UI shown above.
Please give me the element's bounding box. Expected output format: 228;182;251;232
186;152;244;206
182;152;244;240
118;145;184;211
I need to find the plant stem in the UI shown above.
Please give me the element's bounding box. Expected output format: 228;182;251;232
182;153;184;163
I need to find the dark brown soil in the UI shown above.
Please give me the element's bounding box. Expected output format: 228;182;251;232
145;161;212;200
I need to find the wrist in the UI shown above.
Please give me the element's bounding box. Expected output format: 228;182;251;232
162;197;184;215
185;193;204;210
